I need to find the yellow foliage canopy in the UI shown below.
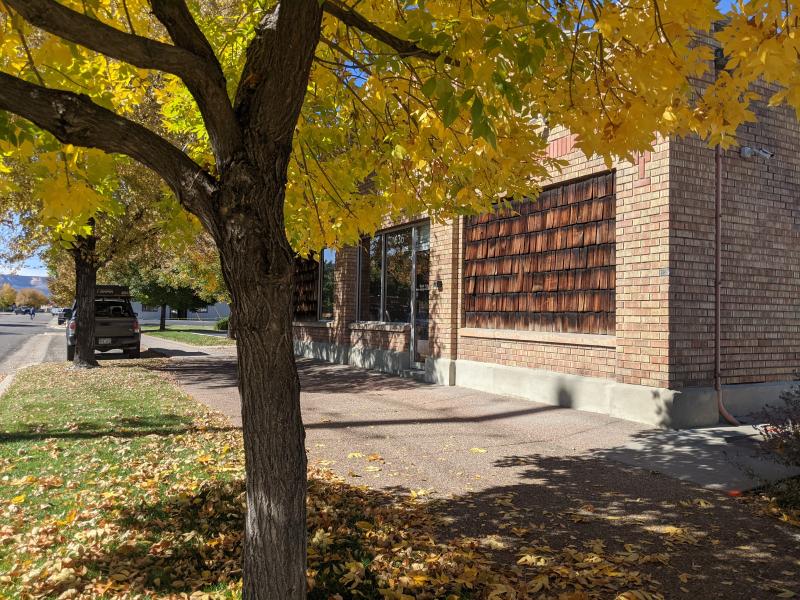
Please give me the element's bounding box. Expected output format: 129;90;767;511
0;0;797;252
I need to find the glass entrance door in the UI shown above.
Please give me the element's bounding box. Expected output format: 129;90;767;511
411;223;430;367
357;221;431;369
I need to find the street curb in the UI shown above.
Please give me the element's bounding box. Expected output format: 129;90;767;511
0;370;17;398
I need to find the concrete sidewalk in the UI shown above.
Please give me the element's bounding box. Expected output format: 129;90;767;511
153;354;799;494
141;333;236;358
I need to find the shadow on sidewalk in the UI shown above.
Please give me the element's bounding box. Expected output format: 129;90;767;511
147;356;434;395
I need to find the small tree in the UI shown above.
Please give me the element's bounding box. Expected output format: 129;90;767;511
45;252;76;308
2;152;198;366
15;287;47;308
0;282;16;309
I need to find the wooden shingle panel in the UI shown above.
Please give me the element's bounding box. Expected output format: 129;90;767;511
464;172;616;335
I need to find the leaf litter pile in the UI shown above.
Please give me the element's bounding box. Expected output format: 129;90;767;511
0;362;797;599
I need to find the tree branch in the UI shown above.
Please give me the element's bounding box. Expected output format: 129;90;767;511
322;0;452;64
149;0;220;69
5;0;193;79
234;2;323;151
4;0;243;167
0;72;217;222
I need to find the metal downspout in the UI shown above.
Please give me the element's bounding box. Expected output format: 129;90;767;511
715;144;741;426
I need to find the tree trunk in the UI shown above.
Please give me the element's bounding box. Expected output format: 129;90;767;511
227;307;236;340
71;232;98;368
159;304;167;331
213;166;305;600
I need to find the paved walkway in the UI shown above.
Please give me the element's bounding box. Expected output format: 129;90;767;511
141;333;236;358
142;339;799;494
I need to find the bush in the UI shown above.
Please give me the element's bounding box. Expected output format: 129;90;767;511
757;381;800;468
214;316;229;331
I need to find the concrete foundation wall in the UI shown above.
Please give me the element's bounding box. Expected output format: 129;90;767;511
294;339;409;376
453;359;790;428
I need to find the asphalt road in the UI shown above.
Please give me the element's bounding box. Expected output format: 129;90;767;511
0;314;64;376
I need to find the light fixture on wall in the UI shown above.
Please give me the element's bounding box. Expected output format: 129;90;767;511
740;146;775;160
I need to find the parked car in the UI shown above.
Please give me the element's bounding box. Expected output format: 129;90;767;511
14;306;30;315
57;308;72;325
66;286;140;360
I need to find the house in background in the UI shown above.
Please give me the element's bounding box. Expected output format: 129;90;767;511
131;300;230;321
291;90;800;429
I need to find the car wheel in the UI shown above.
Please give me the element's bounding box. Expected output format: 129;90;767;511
126;348;141;359
66;345;75;361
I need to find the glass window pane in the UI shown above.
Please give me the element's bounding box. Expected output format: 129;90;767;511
359;236;383;321
95;300;133;318
414;223;430;362
319;248;336;320
384;229;412;323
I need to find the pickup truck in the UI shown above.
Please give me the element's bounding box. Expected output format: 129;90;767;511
66;285;141;360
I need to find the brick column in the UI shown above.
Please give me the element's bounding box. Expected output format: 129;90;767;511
614;137;672;389
427;218;461;383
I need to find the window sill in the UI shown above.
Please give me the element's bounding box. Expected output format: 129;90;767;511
293;320;336;328
349;322;410;333
459;327;616;348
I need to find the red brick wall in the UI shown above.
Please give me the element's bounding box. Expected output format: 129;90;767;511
428;219;461;360
458;335;616;379
670;93;800;387
349;325;409;352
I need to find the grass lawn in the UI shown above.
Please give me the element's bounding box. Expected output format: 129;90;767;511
142;327;235;347
0;361;244;598
144;324;215;330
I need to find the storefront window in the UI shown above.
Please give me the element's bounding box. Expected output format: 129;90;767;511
358;222;429;325
319;248;336;320
383;229;413;323
359;236;383;321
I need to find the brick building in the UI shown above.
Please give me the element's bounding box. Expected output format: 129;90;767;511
292;100;800;428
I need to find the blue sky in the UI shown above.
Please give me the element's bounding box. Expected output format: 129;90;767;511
0;224;47;276
0;252;47;277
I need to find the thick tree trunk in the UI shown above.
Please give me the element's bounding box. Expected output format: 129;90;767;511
159;304;167;331
71;233;98;368
227;308;236;340
213;165;305;600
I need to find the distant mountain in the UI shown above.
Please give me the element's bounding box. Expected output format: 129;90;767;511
0;274;50;296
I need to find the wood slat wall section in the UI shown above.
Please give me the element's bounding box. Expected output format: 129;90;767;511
464;172;616;334
293;257;319;321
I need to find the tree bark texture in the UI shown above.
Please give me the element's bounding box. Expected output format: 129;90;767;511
227;307;236;340
210;159;306;599
159;304;167;331
71;233;99;368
